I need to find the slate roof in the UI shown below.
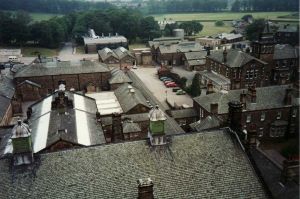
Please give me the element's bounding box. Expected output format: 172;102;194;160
208;49;267;68
15;60;110;78
199;70;231;86
0;76;15;122
169;108;197;119
189;115;221;131
114;83;150;113
83;36;127;45
0;126;13;157
113;47;135;60
0;130;269;198
122;121;141;133
184;51;207;60
159;42;204;54
28;91;106;153
217;33;243;40
193;85;292;114
187;59;206;66
17;80;41;88
273;44;299;60
277;25;298;33
109;68;132;84
98;48;119;61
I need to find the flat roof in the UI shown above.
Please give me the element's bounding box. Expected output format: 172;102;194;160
86;92;123;116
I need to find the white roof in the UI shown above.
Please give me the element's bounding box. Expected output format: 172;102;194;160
86;92;123;116
83;36;127;45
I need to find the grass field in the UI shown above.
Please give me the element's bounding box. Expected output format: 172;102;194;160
21;47;59;57
151;12;298;22
197;21;233;37
30;13;62;21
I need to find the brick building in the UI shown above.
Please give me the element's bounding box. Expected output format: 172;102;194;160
275;24;299;46
14;60;111;101
109;68;132;90
183;51;207;71
193;85;299;141
204;48;268;90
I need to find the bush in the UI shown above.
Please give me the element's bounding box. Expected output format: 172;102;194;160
215;20;224;27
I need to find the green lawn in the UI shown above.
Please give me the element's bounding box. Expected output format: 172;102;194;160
21;47;59;57
151;12;298;22
197;21;234;37
30;13;62;21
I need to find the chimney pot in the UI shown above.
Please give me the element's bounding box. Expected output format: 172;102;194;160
137;178;154;199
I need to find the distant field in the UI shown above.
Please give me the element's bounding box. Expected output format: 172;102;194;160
21;47;58;57
30;13;62;21
197;21;234;37
151;12;298;22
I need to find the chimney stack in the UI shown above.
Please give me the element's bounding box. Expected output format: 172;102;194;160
284;87;293;105
223;48;227;63
228;101;243;132
240;90;247;109
210;103;218;114
112;112;123;142
206;46;211;56
247;86;256;103
206;81;214;95
137;178;154;199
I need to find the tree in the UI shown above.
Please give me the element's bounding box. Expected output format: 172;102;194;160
179;21;203;36
215;20;224;27
139;16;161;41
164;23;179;37
245;18;266;40
190;73;201;97
231;0;241;11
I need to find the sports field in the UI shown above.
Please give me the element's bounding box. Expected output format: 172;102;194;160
152;12;298;22
30;13;62;21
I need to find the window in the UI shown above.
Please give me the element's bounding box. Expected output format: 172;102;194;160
270;127;286;137
276;111;282;119
254;69;259;78
246;69;254;79
199;108;204;118
292;109;297;117
258;128;264;137
260;112;266;121
246;114;251;123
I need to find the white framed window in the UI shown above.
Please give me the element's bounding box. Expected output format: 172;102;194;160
276;111;282;119
246;114;251;123
260;112;265;121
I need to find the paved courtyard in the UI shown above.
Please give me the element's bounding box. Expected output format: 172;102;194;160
133;67;193;108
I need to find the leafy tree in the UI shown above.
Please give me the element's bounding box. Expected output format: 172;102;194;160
215;20;224;27
164;23;179;37
139;16;161;41
245;18;266;40
179;21;203;36
190;73;201;97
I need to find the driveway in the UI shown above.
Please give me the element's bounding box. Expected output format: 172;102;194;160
132;67;193;108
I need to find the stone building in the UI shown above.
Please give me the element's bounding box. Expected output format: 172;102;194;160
195;37;221;49
275;24;299;46
132;48;152;66
204;48;268;90
193;85;299;141
156;42;204;66
216;33;244;44
14;60;111;101
183;51;207;71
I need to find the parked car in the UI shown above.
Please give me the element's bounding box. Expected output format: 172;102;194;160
162;78;173;82
164;81;173;84
176;89;186;95
172;87;181;92
160;76;168;81
166;82;177;87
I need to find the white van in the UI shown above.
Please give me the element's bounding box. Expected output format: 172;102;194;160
8;56;19;62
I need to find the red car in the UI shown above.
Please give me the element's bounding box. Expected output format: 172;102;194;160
165;82;177;87
164;81;173;85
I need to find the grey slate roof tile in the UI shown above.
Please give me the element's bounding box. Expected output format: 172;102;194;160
273;44;299;60
109;68;132;84
0;130;269;199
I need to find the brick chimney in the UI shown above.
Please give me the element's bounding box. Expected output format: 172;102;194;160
223;48;227;63
206;81;214;95
247;86;256;103
210;103;218;114
137;178;154;199
228;101;243;132
284;87;293;105
240;90;247;109
245;125;257;150
206;46;211;56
